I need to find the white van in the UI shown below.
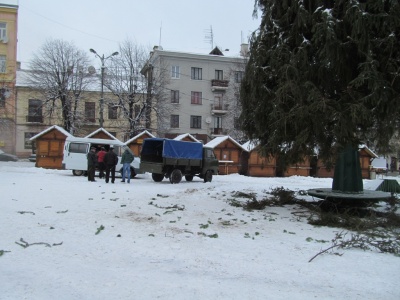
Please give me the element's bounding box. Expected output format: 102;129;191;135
62;136;141;177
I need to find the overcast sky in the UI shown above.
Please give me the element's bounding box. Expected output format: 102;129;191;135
16;0;260;68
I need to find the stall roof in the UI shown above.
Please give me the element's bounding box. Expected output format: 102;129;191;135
205;136;245;150
84;128;118;140
125;130;156;145
173;133;201;143
29;125;73;141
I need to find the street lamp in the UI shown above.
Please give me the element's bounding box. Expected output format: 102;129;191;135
89;48;119;128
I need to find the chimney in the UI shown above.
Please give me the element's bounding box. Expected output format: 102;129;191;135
240;43;249;57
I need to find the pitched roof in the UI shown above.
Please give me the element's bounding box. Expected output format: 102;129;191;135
29;125;73;141
84;128;118;140
205;136;245;150
125;130;156;144
173;133;201;143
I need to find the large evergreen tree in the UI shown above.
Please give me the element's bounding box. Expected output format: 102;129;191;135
241;0;400;166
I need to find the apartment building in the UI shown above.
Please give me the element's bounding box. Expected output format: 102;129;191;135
142;45;248;144
0;0;18;154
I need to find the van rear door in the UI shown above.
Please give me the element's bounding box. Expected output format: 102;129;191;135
64;142;89;171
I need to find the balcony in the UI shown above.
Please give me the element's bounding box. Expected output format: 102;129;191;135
211;79;229;91
212;128;228;136
211;103;229;115
26;115;44;123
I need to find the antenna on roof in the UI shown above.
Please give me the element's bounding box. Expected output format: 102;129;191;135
159;21;162;47
204;25;213;50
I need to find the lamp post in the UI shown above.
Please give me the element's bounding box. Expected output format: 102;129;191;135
89;48;119;128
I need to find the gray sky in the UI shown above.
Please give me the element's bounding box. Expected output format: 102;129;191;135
17;0;260;68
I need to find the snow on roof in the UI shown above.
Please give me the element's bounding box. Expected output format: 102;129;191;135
241;140;259;152
205;136;245;150
84;128;118;140
359;144;378;158
125;130;156;145
29;125;73;141
173;133;200;143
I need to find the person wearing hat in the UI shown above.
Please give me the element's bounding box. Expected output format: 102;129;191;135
87;146;97;182
104;145;118;183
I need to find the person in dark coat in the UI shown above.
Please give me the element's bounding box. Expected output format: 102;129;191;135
104;146;118;183
87;146;97;182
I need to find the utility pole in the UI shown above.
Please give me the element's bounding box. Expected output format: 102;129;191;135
89;48;119;128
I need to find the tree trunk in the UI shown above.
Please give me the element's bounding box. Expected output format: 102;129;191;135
332;145;363;193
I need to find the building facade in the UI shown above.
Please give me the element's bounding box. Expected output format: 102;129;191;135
142;45;248;144
0;0;17;154
15;69;146;158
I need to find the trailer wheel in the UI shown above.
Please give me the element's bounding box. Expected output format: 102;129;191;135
152;173;164;182
185;175;194;182
204;170;213;183
72;170;84;176
169;169;182;184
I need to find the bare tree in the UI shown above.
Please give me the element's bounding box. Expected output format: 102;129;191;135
103;40;149;139
27;39;93;134
148;57;172;137
225;55;249;143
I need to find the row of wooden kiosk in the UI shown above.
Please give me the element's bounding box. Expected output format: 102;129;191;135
30;125;378;179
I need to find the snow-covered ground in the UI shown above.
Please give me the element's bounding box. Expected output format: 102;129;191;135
1;161;399;300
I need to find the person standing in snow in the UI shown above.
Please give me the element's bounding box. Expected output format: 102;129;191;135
120;148;134;183
104;146;118;183
97;147;106;179
87;146;97;182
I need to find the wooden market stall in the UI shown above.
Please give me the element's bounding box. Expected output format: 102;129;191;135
315;145;378;179
205;136;245;175
29;125;73;169
125;130;156;157
241;141;276;177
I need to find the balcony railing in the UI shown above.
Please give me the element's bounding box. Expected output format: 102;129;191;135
26;115;44;123
211;79;229;90
213;128;224;135
211;103;229;114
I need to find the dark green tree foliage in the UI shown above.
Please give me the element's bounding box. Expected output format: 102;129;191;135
241;0;400;166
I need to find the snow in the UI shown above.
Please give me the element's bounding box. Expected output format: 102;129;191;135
1;161;399;300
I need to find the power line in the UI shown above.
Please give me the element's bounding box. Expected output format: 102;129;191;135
23;6;120;44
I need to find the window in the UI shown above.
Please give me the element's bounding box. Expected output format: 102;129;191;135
0;22;6;41
191;67;202;80
85;102;96;123
0;88;8;107
213;116;223;134
171;90;179;103
0;55;6;73
24;132;37;150
108;104;118;119
214;94;223;110
190;115;202;129
27;99;43;122
234;71;244;83
69;143;88;154
215;70;223;80
191;91;202;104
171;115;179;128
171;66;180;78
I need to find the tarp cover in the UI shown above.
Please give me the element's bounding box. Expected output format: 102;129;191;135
142;138;203;159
